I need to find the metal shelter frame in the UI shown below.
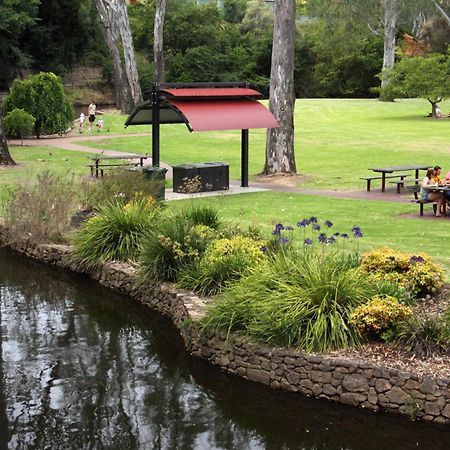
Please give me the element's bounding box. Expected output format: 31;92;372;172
124;82;278;187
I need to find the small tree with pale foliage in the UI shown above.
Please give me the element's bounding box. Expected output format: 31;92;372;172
380;54;450;118
4;109;35;145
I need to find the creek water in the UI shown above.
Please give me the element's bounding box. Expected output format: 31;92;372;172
1;248;450;450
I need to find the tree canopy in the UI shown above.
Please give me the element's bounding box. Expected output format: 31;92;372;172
381;53;450;116
3;72;73;138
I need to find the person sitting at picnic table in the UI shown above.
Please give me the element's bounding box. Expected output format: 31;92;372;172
431;165;442;184
421;168;446;216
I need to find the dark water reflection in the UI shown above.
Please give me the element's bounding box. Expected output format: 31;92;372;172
1;248;450;450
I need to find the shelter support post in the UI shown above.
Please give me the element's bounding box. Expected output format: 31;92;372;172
151;87;160;166
241;129;249;187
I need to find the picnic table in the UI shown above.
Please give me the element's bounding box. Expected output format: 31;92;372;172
367;165;430;193
88;153;148;178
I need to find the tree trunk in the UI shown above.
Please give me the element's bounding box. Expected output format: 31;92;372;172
0;104;16;165
380;0;397;101
153;0;166;83
116;0;143;106
264;0;296;175
93;0;140;114
433;0;450;27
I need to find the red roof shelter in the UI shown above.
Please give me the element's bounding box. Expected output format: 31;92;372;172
125;82;278;187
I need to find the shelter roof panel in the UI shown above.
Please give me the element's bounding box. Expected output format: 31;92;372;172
161;87;262;99
168;99;278;132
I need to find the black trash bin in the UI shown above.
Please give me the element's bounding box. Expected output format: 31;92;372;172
142;166;167;201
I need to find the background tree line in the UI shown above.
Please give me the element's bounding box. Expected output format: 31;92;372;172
3;0;448;99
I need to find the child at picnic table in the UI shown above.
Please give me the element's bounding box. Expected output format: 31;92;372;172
420;168;446;217
431;165;442;184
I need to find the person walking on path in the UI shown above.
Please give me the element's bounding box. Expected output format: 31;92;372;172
88;101;96;131
79;112;85;133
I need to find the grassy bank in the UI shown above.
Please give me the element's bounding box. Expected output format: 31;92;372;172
79;98;450;189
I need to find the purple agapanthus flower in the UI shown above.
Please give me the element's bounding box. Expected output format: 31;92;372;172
304;238;313;246
324;220;333;228
341;233;349;239
279;237;289;244
318;233;327;243
272;223;285;235
312;224;321;231
309;217;318;223
327;236;337;244
297;219;310;228
285;225;294;231
351;226;363;238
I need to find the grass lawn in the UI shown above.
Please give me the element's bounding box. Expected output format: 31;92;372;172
79;98;450;189
1;99;449;276
167;191;450;277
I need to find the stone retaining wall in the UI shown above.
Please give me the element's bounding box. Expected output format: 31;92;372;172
1;227;450;425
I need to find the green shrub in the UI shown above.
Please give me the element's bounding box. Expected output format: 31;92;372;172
395;314;450;357
81;169;165;210
139;214;217;282
3;108;35;142
202;248;372;352
3;72;73;137
3;169;76;244
70;197;160;270
360;247;445;298
177;235;266;295
349;296;413;341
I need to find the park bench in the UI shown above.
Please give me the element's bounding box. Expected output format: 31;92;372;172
388;178;421;194
88;162;140;177
359;174;409;192
415;198;438;216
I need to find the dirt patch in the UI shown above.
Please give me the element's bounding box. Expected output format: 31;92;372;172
253;173;312;186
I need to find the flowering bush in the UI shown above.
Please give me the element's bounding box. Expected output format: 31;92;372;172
349;296;413;341
359;247;445;298
177;235;266;295
266;217;363;255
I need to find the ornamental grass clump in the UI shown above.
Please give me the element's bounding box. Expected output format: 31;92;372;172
70;197;159;270
177;235;266;296
359;247;445;298
202;247;372;352
395;313;450;357
349;296;413;342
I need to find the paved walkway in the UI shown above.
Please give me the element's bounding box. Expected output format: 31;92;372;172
7;133;441;212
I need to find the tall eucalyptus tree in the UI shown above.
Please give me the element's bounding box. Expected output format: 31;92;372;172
93;0;142;113
264;0;296;175
153;0;167;83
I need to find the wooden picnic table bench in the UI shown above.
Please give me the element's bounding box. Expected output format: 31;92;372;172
388;177;421;194
360;174;409;192
88;153;148;178
366;165;430;192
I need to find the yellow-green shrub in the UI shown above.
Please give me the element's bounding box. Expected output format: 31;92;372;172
349;296;413;340
178;235;266;295
360;247;445;298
